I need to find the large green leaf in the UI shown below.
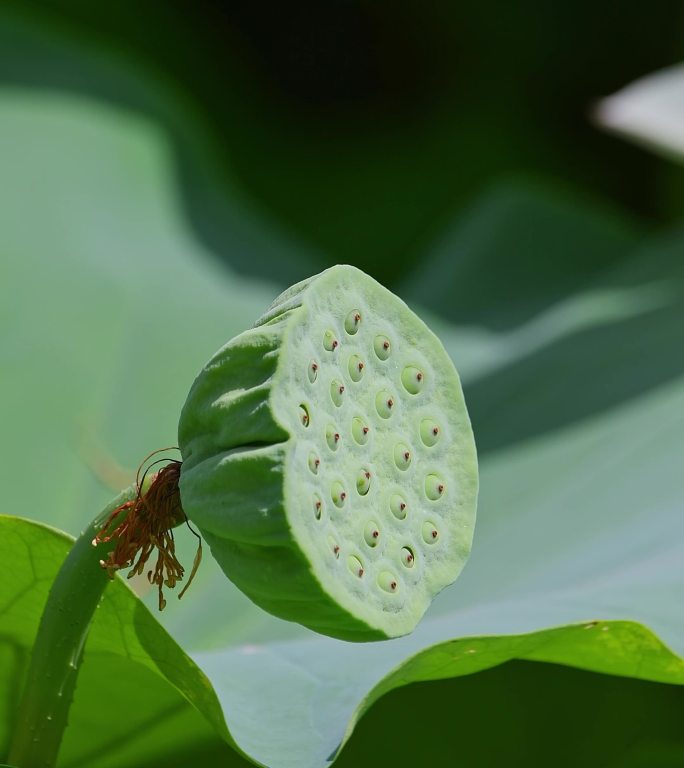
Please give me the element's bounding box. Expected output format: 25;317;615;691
2;87;684;768
0;516;238;768
4;518;684;768
173;377;684;768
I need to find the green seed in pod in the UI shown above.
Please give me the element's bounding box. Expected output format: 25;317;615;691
178;264;478;641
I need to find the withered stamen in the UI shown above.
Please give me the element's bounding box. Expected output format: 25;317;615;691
93;454;202;611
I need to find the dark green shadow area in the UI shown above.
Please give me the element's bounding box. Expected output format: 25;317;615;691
60;652;226;768
1;1;682;287
399;181;641;330
0;639;28;747
131;660;684;768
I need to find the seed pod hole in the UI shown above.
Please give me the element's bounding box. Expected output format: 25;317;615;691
375;390;395;419
299;404;310;428
328;536;340;559
419;418;441;447
425;474;446;501
312;493;323;520
356;468;372;496
364;521;380;547
326;424;340;451
390;493;408;520
394;442;412;470
378;571;399;593
373;335;391;361
308;452;320;474
422;521;440;544
400;547;415;568
308;360;319;383
351;416;370;445
323;330;339;351
331;481;347;508
401;366;425;395
348;555;364;578
347;354;365;382
344;310;362;335
330;379;345;407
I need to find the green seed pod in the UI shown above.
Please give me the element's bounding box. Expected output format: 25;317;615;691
178;264;478;641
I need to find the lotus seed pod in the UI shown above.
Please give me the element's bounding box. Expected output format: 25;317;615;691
178;264;478;641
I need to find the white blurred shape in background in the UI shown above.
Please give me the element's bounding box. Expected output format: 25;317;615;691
596;63;684;162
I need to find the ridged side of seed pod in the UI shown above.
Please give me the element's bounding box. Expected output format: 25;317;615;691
180;322;287;466
255;274;316;327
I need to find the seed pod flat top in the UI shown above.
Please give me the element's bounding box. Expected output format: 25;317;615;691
178;265;478;641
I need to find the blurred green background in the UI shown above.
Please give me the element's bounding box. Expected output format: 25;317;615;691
2;2;684;767
3;0;684;288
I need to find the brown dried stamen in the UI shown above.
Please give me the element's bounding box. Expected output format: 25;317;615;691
93;454;202;611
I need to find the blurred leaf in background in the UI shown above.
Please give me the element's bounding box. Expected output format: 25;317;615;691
2;1;683;283
2;2;684;768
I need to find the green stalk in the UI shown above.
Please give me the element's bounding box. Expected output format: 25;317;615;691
8;485;138;768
